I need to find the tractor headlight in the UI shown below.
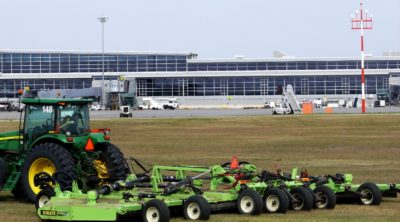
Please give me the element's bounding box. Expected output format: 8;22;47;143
65;131;71;136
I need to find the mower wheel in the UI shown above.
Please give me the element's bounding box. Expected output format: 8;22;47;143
357;182;382;205
313;186;336;209
142;199;170;222
35;188;55;210
183;195;210;220
22;143;76;202
237;189;263;215
264;188;289;213
289;187;313;211
96;143;130;181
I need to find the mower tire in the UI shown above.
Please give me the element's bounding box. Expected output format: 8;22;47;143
96;143;130;181
357;182;382;205
22;143;76;202
183;195;211;220
313;186;336;209
35;188;55;210
237;189;263;215
263;188;289;213
142;199;170;222
289;187;313;211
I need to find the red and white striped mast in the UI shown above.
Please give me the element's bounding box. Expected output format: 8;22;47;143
351;0;373;113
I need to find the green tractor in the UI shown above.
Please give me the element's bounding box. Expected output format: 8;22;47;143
0;95;130;202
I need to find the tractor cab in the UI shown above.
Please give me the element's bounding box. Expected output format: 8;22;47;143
21;98;91;148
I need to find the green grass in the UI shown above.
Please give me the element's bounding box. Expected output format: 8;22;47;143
1;114;400;221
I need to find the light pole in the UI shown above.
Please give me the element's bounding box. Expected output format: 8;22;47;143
98;16;108;109
351;1;373;113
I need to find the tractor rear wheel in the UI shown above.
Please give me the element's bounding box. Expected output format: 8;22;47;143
95;143;130;181
357;182;382;205
21;143;76;202
0;157;6;189
289;187;313;211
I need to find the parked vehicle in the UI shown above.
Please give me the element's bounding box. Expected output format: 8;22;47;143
90;102;101;111
272;103;292;115
264;101;276;109
120;106;133;118
156;98;180;110
138;97;164;110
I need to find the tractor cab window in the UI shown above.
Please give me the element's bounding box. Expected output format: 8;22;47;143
24;105;56;140
58;104;89;136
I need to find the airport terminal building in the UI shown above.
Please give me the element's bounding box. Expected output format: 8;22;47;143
1;49;400;107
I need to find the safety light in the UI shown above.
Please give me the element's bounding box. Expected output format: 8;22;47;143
67;137;74;142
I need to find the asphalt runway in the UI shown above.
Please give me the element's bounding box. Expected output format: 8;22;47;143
1;107;400;120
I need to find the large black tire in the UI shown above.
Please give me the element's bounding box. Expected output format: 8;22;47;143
237;189;263;215
289;187;313;211
357;182;382;205
264;188;289;214
96;143;130;181
35;188;55;210
313;186;336;209
183;195;211;220
0;157;6;189
142;199;170;222
21;143;77;202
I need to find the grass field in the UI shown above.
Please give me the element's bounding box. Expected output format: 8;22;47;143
1;114;400;221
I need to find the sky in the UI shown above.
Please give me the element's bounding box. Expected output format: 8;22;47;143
0;0;399;59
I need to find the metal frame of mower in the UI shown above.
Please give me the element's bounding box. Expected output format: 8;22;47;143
36;165;266;221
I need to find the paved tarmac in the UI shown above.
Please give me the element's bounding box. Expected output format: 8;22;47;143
1;107;400;120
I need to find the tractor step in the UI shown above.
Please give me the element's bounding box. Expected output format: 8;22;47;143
2;171;22;192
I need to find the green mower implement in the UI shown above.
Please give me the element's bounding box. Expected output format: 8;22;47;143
36;164;267;221
295;170;400;205
259;168;336;210
216;161;317;212
0;92;130;202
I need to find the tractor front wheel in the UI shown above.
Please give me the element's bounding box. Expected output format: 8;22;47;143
35;188;55;210
22;143;76;202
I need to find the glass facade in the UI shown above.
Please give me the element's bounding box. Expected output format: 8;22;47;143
0;52;187;73
1;52;400;74
0;79;92;98
0;51;398;98
136;75;389;97
188;60;400;72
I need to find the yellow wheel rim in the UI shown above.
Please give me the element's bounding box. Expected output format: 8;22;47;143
28;158;56;195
